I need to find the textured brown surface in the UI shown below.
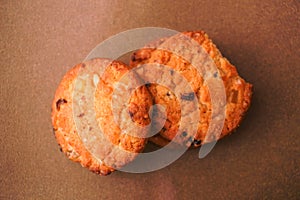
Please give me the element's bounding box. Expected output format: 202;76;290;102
130;31;253;146
51;59;152;175
51;60;114;175
0;0;299;199
94;60;152;167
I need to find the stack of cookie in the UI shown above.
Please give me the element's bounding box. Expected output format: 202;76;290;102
51;31;252;175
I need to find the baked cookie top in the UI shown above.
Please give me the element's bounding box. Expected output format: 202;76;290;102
130;31;253;147
94;59;153;169
52;58;152;175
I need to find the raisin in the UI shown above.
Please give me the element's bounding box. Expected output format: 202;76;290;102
181;131;187;137
192;139;201;146
145;82;151;88
188;136;193;142
170;70;174;75
78;113;85;117
131;53;137;61
129;111;134;118
131;53;144;62
56;98;67;111
106;171;112;175
213;72;218;78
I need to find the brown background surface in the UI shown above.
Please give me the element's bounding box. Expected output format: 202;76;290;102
1;0;299;199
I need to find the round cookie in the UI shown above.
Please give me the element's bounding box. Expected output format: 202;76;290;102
130;31;253;147
51;58;152;175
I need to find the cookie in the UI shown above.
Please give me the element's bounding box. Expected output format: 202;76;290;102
93;59;153;168
130;31;253;147
51;58;152;175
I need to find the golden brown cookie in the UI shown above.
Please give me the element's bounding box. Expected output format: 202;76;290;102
130;31;253;147
93;59;153;169
51;58;152;175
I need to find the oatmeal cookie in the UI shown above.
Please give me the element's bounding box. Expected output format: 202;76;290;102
52;58;152;175
130;31;252;147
